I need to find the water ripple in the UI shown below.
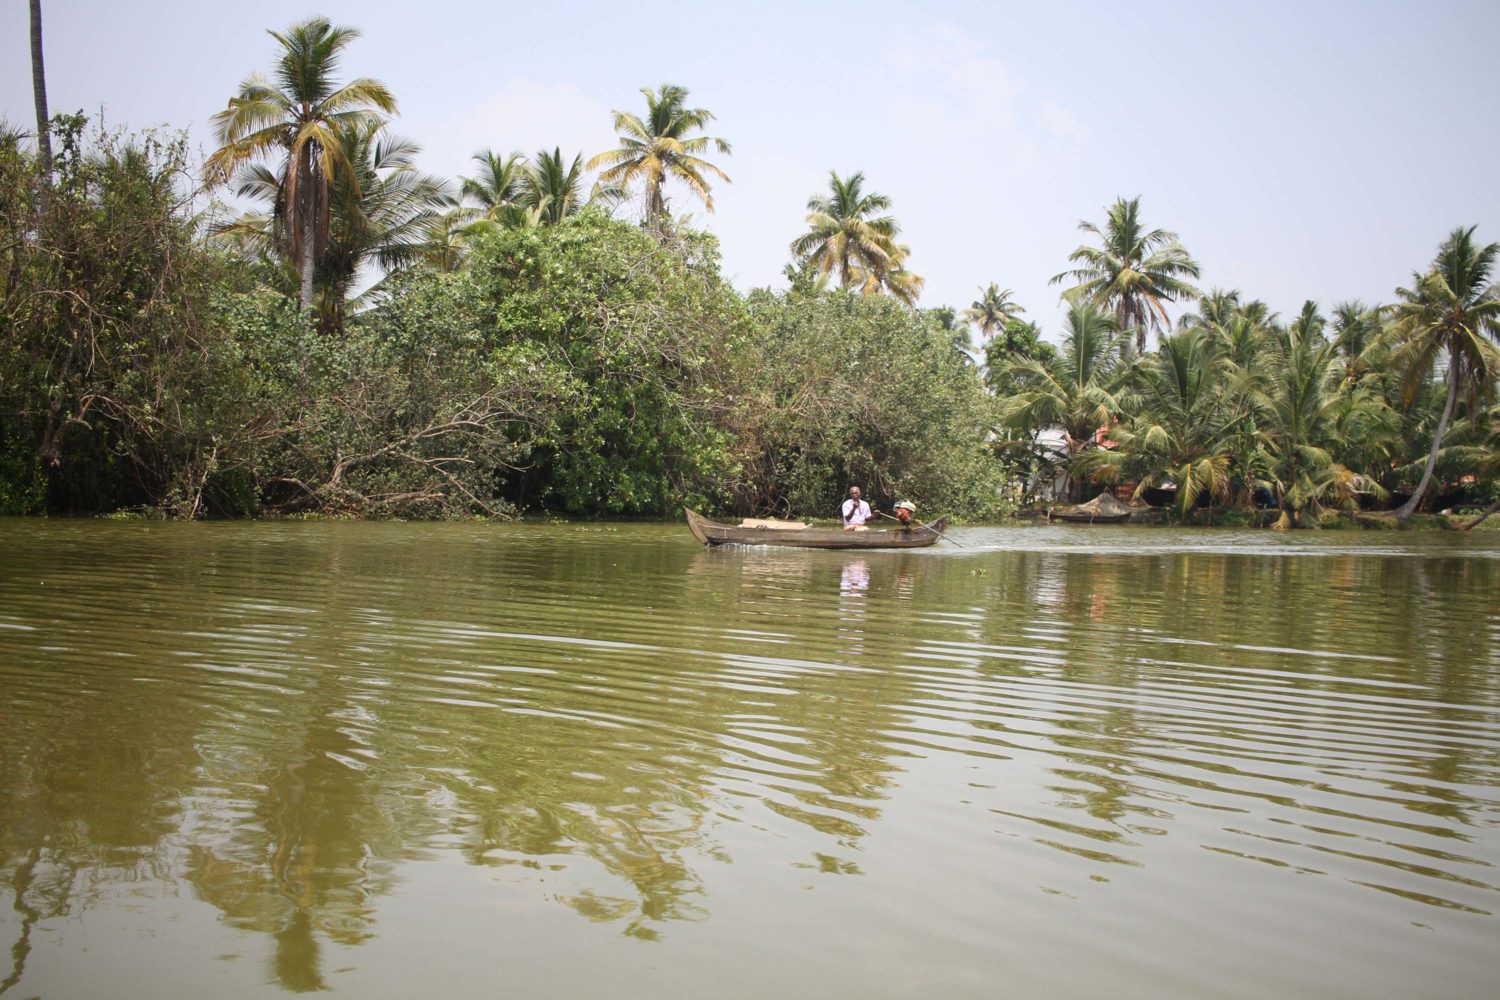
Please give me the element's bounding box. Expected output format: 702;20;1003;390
1;520;1498;996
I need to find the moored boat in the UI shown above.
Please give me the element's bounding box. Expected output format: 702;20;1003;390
1049;492;1136;523
684;508;947;549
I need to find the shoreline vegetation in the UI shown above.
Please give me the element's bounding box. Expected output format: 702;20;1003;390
3;16;1497;530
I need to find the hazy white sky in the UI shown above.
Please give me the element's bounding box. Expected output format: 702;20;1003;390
4;0;1498;337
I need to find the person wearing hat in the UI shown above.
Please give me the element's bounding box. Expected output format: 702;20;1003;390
893;500;917;527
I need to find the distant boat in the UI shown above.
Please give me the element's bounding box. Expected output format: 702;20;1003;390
685;509;947;549
1050;492;1135;523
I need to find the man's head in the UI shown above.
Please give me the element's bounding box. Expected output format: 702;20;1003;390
848;486;861;500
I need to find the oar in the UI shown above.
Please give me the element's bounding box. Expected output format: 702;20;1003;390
924;516;965;547
878;510;965;546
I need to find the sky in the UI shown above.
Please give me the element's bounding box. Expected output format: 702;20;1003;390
4;0;1498;340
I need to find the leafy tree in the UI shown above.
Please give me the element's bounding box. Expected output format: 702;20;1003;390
1052;196;1201;358
1;119;265;515
462;213;749;513
983;319;1057;395
587;83;731;226
927;306;973;364
1388;226;1500;518
241;271;564;518
205;17;396;312
737;290;1008;518
781;258;831;297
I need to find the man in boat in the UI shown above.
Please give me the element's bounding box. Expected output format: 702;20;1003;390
841;486;872;530
893;500;917;528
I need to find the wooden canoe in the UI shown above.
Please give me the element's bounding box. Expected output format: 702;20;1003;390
685;509;947;549
1050;510;1132;523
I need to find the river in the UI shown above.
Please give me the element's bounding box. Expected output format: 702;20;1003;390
1;519;1497;997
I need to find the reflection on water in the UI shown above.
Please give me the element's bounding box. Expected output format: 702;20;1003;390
1;521;1498;997
839;558;870;595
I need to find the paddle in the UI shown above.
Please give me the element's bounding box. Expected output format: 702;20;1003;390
924;516;965;547
877;510;964;546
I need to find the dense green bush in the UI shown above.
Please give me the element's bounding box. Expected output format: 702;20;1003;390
737;289;1013;520
1;128;1017;520
0;117;263;516
458;214;750;514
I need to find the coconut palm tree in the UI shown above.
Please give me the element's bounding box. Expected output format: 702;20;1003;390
1253;302;1388;527
996;303;1123;500
1177;288;1243;330
319;124;453;327
1083;328;1247;518
880;261;925;306
205;17;396;312
792;171;919;300
520;148;586;225
1051;196;1201;358
213;122;452;332
1389;226;1500;519
1329;300;1387;384
587;83;731;226
849;244;924;305
459;148;528;224
1178;289;1274;351
963;284;1026;340
418;211;471;273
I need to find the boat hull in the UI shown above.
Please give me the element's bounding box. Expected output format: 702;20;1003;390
685;509;946;549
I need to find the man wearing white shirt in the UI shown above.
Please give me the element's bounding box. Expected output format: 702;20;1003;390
841;485;872;530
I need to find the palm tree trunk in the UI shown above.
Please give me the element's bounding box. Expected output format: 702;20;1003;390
1456;497;1500;532
292;145;320;313
647;183;664;229
1395;356;1460;520
297;150;317;313
299;210;316;312
1116;301;1136;361
29;0;52;183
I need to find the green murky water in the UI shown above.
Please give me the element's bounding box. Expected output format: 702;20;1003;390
1;520;1498;997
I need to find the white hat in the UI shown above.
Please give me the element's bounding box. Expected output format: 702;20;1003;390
895;500;917;512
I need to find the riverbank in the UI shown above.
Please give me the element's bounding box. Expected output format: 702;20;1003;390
66;505;1497;533
1015;508;1499;531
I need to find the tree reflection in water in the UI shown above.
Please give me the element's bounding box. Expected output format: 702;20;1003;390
1;522;1498;993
